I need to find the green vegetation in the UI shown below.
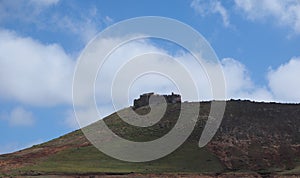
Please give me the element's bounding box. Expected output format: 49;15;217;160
18;142;224;175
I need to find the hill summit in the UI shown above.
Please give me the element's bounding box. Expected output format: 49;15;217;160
133;92;181;108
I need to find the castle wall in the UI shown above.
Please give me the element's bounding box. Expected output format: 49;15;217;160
133;92;181;109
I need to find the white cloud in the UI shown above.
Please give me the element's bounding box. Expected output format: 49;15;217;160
268;57;300;102
235;0;300;34
0;1;108;44
1;107;35;126
0;0;58;23
191;0;230;27
221;58;253;95
221;58;274;102
104;16;114;25
213;1;230;27
9;107;35;126
51;6;106;43
29;0;60;6
0;29;74;106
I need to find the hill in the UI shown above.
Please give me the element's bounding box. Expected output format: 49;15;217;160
0;100;300;177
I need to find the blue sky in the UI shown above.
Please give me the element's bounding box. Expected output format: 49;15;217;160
1;0;300;154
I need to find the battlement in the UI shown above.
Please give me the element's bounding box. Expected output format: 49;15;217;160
133;92;181;109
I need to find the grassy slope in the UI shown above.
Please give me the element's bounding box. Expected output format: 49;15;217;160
18;143;223;175
8;103;224;175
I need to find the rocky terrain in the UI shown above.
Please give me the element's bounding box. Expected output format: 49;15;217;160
207;101;300;171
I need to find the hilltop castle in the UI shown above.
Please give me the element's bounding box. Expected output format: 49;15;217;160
133;92;181;109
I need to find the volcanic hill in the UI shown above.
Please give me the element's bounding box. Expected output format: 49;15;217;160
0;100;300;177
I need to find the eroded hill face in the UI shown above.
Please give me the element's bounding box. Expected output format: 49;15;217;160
0;101;300;177
207;101;300;171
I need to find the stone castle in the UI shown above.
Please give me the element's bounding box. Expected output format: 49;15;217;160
133;92;181;109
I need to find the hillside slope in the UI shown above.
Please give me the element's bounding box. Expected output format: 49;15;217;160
0;100;300;177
